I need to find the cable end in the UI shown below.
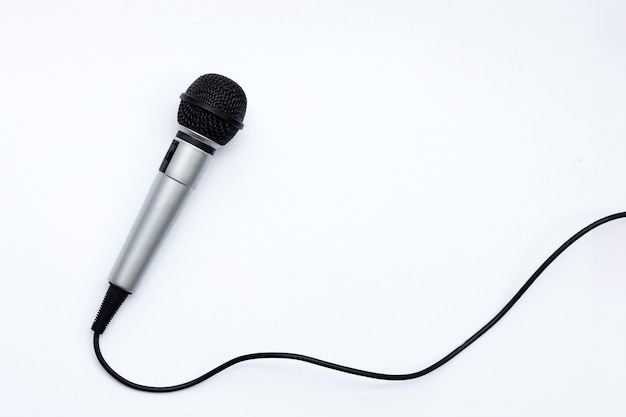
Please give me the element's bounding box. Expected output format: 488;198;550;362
91;284;130;334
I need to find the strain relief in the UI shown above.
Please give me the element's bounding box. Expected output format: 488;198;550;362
91;284;130;334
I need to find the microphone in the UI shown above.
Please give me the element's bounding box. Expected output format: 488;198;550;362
91;74;247;334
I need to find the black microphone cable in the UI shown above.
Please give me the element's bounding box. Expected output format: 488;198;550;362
92;211;626;392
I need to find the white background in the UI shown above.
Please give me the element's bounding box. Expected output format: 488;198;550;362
1;0;625;415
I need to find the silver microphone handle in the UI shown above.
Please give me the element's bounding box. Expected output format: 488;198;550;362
108;137;212;293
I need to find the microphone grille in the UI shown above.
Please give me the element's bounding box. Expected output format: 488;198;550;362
177;74;247;146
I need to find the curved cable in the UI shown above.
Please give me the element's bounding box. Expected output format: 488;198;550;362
93;212;626;392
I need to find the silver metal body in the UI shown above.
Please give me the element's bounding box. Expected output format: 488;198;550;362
109;135;212;293
178;125;223;151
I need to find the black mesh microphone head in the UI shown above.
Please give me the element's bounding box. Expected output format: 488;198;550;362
178;74;247;146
